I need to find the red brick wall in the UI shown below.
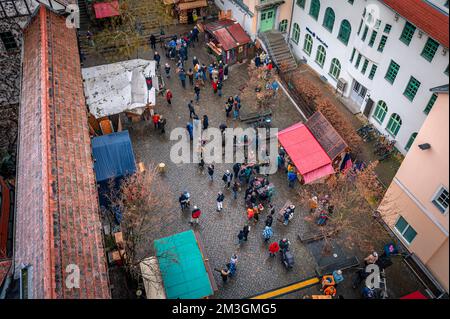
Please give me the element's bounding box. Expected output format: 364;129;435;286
15;7;110;299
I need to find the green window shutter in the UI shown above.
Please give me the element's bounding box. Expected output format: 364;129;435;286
361;59;369;74
355;53;362;68
395;216;408;233
361;25;369;41
315;45;326;67
385;60;400;84
368;30;378;47
369;64;378;80
350;48;356;62
405;133;418;151
338;20;352;45
323;8;335;32
373;100;388;123
296;0;306;9
348;0;354;4
384;24;392;34
309;0;321;20
424;93;438;115
400;22;416;45
421;38;439;62
386;113;402;137
403;76;421;101
329;58;341;79
303;34;313;55
378;35;388;52
292;23;300;44
357;19;363;35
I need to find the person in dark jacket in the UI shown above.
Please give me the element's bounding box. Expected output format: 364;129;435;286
224;64;229;80
188;100;196;119
232;181;239;200
232;163;241;180
216;192;225;212
207;164;215;181
178;69;186;88
237;230;245;245
202;115;209;130
222;170;233;188
265;214;273;227
187;68;194;85
149;34;156;49
186;122;193;140
154;51;161;68
242;225;250;241
158;116;167;134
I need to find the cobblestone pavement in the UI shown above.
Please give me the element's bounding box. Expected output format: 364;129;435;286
106;26;425;299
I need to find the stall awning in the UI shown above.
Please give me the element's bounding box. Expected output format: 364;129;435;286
400;291;428;299
227;23;251;46
93;1;120;19
178;0;208;11
278;123;334;184
92;131;137;182
154;230;214;299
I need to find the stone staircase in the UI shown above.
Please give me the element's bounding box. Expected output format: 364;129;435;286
77;0;90;31
259;31;297;73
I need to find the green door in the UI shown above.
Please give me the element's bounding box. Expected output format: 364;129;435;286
260;9;276;32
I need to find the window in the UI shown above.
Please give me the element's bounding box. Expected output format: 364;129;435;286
386;113;402;137
368;30;377;47
323;8;335;32
296;0;306;9
348;0;354;4
395;216;417;244
405;132;418;151
279;19;288;33
385;60;400;84
292;23;300;44
361;25;369;41
403;76;421;101
361;59;369;74
373;100;388;123
424;93;437;115
338;20;352;45
350;48;356;62
400;22;416;45
309;0;321;20
369;64;378;80
329;58;341;79
384;24;392;34
378;35;388;52
433;187;449;213
357;19;363;35
303;34;313;55
421;38;439;62
355;53;362;68
0;32;17;50
315;45;326;67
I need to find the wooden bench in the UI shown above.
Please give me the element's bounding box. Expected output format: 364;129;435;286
315;256;360;277
277;200;293;222
298;229;337;244
240;109;273;123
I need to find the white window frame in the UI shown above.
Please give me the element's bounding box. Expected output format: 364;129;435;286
431;186;449;215
394;216;417;245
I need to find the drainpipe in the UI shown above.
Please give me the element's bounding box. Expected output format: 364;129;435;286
287;0;295;42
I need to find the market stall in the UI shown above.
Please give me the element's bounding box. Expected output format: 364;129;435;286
176;0;208;24
278;123;335;184
204;19;252;65
154;230;217;299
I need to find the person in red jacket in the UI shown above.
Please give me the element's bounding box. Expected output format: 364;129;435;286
166;89;173;105
190;206;201;225
269;241;280;257
152;113;160;129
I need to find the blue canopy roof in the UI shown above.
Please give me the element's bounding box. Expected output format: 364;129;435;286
92;131;136;183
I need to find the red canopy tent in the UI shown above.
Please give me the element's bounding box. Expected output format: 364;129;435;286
93;1;120;19
400;291;428;299
278;123;335;184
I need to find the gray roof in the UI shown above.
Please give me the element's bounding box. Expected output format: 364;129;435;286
430;84;449;93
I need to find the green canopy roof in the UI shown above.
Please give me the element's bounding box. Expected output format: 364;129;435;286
154;230;213;299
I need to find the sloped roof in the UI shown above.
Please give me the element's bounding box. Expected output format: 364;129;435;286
0;259;11;288
382;0;449;48
15;6;110;299
305;112;348;161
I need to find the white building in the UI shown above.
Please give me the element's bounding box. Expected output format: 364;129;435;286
289;0;449;154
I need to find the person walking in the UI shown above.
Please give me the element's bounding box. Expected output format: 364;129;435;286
243;224;250;241
164;63;171;78
158;116;167;134
269;241;280;257
224;64;229;81
287;170;297;188
237;230;245;245
189;206;201;225
194;84;201;102
188;100;196;119
262;226;273;242
279;238;290;252
232;163;241;180
178;69;186;88
152;113;160;129
254;54;261;68
186;122;194;140
193;56;199;67
154;51;161;68
265;214;273;227
212;80;218;94
233;103;240;120
247;207;255;221
225;102;233;118
207;164;215;181
215;268;230;283
283;205;295;226
165;89;173;105
187;68;194;86
149;34;156;50
217;81;223;97
216;192;225;212
222;170;233;188
202;114;209;130
232;181;239;200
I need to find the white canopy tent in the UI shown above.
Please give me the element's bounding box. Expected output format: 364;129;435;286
82;59;158;119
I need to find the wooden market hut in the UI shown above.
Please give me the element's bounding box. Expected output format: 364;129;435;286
204;19;252;65
176;0;208;24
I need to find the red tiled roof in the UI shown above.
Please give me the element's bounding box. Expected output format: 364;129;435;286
0;259;11;287
213;27;238;51
227;23;251;46
382;0;449;48
15;6;110;299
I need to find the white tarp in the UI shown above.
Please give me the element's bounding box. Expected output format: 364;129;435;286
82;59;158;118
139;257;166;299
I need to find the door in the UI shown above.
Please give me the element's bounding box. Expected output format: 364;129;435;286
363;98;374;118
351;81;367;106
260;9;276;32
